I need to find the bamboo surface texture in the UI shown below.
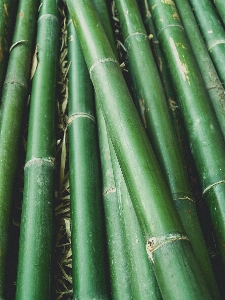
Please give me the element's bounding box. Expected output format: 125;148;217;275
15;1;59;299
108;135;162;300
213;0;225;26
0;0;39;298
189;0;225;86
67;16;109;299
115;0;219;297
174;0;225;141
66;0;213;298
148;0;225;277
97;105;133;299
93;1;133;298
0;0;18;91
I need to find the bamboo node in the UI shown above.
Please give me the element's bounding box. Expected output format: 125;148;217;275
89;58;119;74
38;14;59;23
146;232;189;262
157;24;184;38
124;32;148;43
9;40;28;53
67;113;96;125
174;196;195;202
203;180;225;195
208;40;225;51
24;157;55;169
103;187;116;197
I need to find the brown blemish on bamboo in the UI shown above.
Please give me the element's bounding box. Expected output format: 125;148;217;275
146;232;189;262
18;11;24;18
3;3;9;17
139;99;147;128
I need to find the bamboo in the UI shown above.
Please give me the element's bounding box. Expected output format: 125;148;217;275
115;0;219;297
92;1;133;297
174;0;225;141
97;104;132;299
148;0;225;276
214;0;225;26
0;0;18;91
107;135;162;299
66;1;212;298
67;15;109;299
0;0;39;298
139;0;189;171
15;1;59;299
189;0;225;86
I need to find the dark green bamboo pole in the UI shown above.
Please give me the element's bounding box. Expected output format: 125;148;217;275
188;0;225;86
97;103;132;299
93;0;118;58
114;0;219;297
107;135;162;299
139;0;189;172
0;0;39;298
15;1;59;299
173;0;225;140
92;1;133;297
148;0;225;275
0;0;18;91
93;1;160;296
213;0;225;26
67;16;109;299
67;1;212;299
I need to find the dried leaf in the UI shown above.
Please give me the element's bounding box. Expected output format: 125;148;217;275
30;44;38;79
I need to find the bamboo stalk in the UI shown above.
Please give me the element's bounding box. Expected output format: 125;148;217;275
0;0;39;298
148;0;225;277
173;0;225;141
67;15;109;299
92;1;133;297
107;135;162;299
15;1;59;299
189;0;225;86
115;0;219;297
0;0;18;91
66;1;212;298
213;0;225;26
97;103;132;299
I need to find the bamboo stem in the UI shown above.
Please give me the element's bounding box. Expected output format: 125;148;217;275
67;15;109;299
148;0;225;278
66;1;212;298
0;0;39;297
15;1;59;298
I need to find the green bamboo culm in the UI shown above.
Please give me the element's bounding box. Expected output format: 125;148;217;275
0;0;39;298
115;0;219;297
174;0;225;141
92;0;118;58
148;0;225;276
213;0;225;26
139;0;189;168
97;104;132;299
92;1;132;298
15;1;59;299
188;0;225;86
66;1;213;299
107;135;162;300
67;16;109;299
0;0;18;91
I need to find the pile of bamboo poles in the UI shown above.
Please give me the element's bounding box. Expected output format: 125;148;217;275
1;0;225;299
